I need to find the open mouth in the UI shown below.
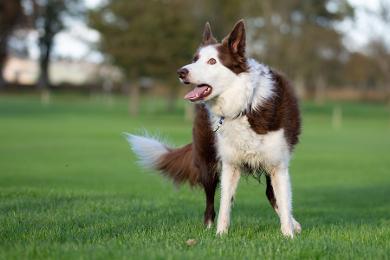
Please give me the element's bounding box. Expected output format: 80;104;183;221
184;84;212;102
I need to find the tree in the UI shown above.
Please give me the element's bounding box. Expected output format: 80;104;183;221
0;0;23;88
89;1;203;115
90;0;355;111
344;52;378;89
30;0;84;90
246;0;353;98
198;0;353;99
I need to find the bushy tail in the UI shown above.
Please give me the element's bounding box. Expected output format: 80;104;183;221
124;133;199;185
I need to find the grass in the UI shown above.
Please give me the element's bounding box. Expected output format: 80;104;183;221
0;93;389;259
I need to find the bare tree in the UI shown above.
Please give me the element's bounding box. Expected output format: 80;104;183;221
0;0;23;88
30;0;84;91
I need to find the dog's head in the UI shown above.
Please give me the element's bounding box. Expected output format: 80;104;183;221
177;20;248;102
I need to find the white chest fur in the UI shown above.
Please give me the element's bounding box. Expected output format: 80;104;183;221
210;115;290;170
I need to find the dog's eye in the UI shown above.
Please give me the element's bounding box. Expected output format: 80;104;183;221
193;55;199;63
207;58;216;65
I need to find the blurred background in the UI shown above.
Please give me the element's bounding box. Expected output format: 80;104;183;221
0;0;389;111
0;1;390;258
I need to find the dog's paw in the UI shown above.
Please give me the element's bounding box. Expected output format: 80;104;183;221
216;216;229;236
216;228;228;236
292;218;301;234
281;222;294;239
205;220;213;229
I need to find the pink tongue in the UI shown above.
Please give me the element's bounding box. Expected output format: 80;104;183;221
184;86;209;101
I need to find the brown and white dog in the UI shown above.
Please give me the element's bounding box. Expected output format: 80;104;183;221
126;20;301;238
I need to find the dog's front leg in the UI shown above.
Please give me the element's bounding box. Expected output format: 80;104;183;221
270;166;295;238
265;175;301;234
216;162;240;235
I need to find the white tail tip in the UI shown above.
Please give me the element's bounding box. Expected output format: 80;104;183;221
123;133;169;169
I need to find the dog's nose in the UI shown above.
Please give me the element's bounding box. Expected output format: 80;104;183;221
177;68;189;79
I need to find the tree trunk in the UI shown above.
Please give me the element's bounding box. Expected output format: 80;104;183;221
386;84;390;106
0;38;6;89
0;0;22;89
294;75;306;100
38;38;53;90
38;35;53;104
0;62;5;90
0;29;10;90
314;76;326;105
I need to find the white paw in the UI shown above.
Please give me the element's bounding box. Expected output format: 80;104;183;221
292;218;301;234
205;220;213;229
216;218;229;236
216;227;228;236
281;222;294;238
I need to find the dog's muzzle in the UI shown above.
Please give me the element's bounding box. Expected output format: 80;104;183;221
177;68;189;84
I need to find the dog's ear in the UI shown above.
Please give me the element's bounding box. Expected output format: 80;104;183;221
202;22;217;45
223;19;246;57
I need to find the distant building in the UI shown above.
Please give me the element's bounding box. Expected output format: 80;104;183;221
4;57;38;85
3;56;122;85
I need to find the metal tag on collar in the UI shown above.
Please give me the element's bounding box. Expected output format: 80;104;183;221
213;116;225;132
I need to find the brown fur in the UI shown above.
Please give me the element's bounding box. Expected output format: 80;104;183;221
246;70;301;150
192;104;218;185
217;42;248;74
156;104;219;224
156;104;218;186
202;22;218;46
157;144;198;185
193;104;219;224
265;175;277;210
217;20;248;74
191;23;218;64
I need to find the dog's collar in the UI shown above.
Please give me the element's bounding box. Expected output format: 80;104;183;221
213;116;225;132
213;108;248;132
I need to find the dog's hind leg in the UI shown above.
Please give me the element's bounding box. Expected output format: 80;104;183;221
265;175;301;234
203;174;219;228
265;174;277;209
269;167;300;238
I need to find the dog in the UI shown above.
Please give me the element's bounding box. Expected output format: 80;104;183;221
126;20;301;238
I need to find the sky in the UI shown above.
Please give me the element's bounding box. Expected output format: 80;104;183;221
28;0;390;62
341;0;390;51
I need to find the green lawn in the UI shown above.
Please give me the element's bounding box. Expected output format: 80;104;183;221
0;94;389;259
